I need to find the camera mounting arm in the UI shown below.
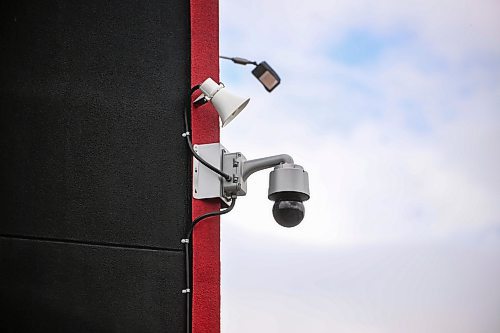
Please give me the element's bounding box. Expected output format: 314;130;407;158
241;154;294;181
193;143;309;203
221;151;302;200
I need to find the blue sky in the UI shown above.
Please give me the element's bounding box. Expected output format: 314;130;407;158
329;29;412;66
217;1;500;332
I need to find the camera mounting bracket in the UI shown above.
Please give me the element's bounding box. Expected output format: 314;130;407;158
192;143;249;206
193;143;307;205
192;143;232;206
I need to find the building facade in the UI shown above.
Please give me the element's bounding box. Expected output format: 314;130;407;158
1;0;220;331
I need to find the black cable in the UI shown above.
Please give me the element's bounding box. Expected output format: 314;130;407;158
184;84;200;333
187;197;236;240
183;197;236;333
190;84;201;95
183;85;236;333
220;55;258;66
183;112;231;181
184;240;191;333
183;87;232;181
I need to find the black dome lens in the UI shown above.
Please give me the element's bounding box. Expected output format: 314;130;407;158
272;200;305;227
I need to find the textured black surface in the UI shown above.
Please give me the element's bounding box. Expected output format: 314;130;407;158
0;237;186;333
0;0;191;249
1;0;191;331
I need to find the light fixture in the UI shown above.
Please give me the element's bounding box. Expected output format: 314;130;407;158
220;56;281;92
194;78;250;127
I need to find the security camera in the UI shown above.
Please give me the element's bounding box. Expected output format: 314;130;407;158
192;146;310;228
268;163;310;227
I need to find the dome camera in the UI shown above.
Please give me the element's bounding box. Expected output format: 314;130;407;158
268;163;310;227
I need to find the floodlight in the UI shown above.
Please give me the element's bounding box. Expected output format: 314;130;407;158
220;56;281;92
196;78;250;127
251;62;281;92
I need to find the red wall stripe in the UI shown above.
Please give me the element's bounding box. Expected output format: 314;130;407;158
190;0;220;332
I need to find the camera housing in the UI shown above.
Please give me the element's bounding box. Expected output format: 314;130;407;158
268;163;310;227
193;145;310;227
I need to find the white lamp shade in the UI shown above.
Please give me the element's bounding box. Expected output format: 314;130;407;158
211;90;250;127
199;78;250;127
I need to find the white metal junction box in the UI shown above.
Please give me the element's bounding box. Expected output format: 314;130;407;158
192;143;231;206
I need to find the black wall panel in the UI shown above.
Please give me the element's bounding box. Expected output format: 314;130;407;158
1;0;191;331
1;0;191;249
0;237;186;332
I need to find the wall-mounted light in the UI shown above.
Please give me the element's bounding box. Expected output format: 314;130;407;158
193;78;250;127
220;56;281;92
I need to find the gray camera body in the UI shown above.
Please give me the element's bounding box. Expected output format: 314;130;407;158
268;163;310;202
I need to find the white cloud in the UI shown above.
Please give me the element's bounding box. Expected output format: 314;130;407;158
221;0;500;62
221;227;500;333
218;0;500;331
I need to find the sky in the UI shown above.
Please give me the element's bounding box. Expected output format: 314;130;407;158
217;1;500;332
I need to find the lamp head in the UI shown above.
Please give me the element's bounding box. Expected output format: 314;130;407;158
252;62;281;92
198;78;250;127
